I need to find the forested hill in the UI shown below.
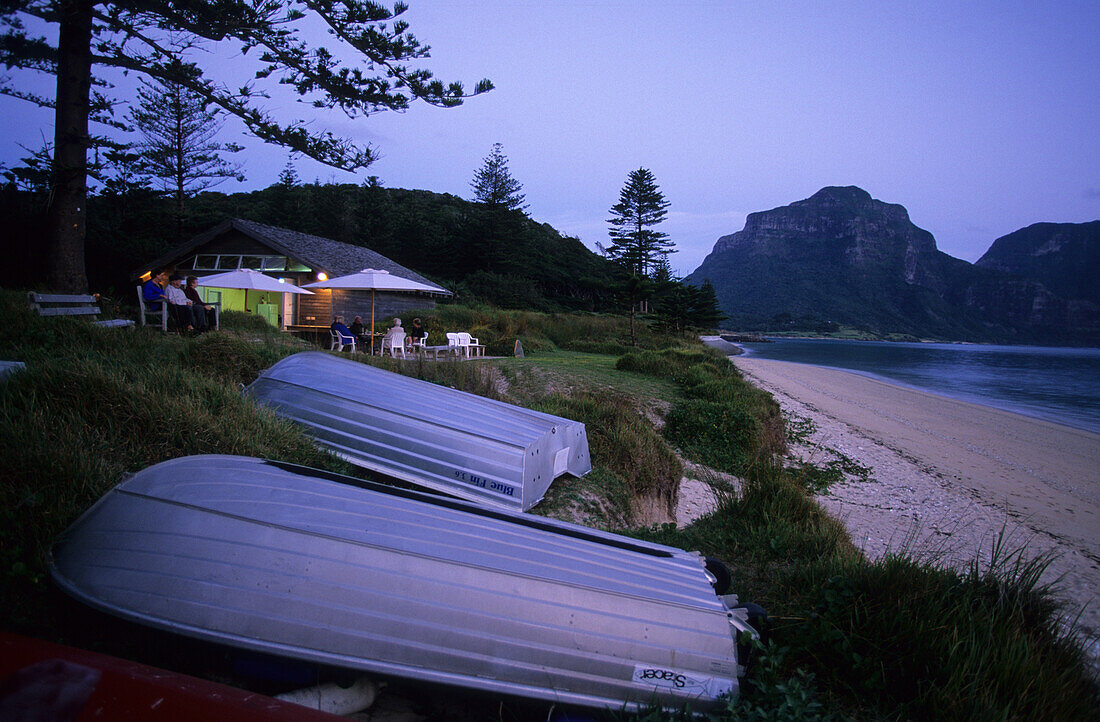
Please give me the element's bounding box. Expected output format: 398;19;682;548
2;182;616;311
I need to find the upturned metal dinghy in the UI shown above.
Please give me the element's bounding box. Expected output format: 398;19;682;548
50;456;756;712
243;351;590;511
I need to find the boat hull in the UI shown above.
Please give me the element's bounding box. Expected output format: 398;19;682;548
243;352;590;511
50;456;744;711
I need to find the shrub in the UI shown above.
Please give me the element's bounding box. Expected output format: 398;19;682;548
533;393;682;508
664;399;760;474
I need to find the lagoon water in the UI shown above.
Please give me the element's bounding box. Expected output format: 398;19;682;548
736;339;1100;434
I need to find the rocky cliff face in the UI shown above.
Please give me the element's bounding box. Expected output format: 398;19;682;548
975;221;1099;305
688;187;1100;344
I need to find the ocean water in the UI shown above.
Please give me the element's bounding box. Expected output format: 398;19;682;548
735;338;1100;435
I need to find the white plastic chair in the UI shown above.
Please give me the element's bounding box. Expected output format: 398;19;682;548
330;329;356;353
455;332;484;357
382;330;406;358
455;332;472;358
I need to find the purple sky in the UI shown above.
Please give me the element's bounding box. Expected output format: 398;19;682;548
2;1;1097;276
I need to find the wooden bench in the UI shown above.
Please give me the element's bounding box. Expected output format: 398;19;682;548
136;286;219;331
28;292;134;328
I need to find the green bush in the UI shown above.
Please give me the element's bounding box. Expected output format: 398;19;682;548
664;399;760;474
533;393;681;507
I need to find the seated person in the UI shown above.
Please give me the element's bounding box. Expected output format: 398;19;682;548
349;315;366;341
380;318;404;352
330;316;355;350
164;273;198;332
183;276;214;331
142;270;169;305
406;317;426;346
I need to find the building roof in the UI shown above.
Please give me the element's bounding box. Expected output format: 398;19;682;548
133;218;449;294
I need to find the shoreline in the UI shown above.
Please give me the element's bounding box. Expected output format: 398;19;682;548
730;356;1100;661
732;342;1100;436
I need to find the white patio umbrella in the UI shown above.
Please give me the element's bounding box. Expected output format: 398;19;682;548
304;268;444;352
195;268;315;295
195;268;313;329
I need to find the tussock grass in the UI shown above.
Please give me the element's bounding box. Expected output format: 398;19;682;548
775;535;1097;721
394;305;685;356
0;290;351;635
617;347;786;470
534;393;682;515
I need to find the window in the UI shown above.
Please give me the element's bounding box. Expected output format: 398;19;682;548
187;254;301;273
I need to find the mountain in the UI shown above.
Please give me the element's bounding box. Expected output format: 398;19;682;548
975;221;1100;306
687;187;1100;345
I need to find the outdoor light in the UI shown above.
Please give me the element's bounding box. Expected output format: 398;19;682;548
317;272;328;281
278;278;287;283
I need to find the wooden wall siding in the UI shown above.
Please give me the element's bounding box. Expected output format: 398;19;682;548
331;291;437;324
297;289;333;325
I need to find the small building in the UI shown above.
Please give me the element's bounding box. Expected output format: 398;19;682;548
133;219;450;330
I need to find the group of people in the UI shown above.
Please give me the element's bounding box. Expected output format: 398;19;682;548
142;270;215;333
330;315;426;352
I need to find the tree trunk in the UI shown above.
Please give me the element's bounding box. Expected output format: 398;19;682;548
629;303;636;347
45;0;94;292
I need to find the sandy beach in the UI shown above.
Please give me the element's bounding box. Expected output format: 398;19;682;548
728;355;1100;660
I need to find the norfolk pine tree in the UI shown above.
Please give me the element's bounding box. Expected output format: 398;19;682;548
463;142;529;277
470;142;526;211
607;167;673;314
0;1;492;292
606;167;673;278
129;68;245;240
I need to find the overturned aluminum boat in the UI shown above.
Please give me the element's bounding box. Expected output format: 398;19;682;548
243;351;590;511
51;456;755;712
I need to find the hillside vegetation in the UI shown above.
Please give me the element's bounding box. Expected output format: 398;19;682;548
1;290;1095;721
1;183;616;312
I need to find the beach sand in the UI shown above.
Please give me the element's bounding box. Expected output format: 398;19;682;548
729;355;1100;660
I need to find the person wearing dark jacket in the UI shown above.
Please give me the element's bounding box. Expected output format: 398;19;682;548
184;276;214;331
330;316;355;351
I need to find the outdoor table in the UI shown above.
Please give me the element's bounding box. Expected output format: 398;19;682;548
421;344;458;360
362;333;384;355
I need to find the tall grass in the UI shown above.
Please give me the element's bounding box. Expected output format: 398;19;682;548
777;539;1096;720
617;347;786;471
395;304;689;356
0;291;353;636
533;393;682;519
634;470;1099;721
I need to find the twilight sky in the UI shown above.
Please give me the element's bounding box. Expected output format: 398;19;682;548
2;1;1097;276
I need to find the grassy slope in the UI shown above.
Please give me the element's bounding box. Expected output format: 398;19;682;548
1;290;1096;721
